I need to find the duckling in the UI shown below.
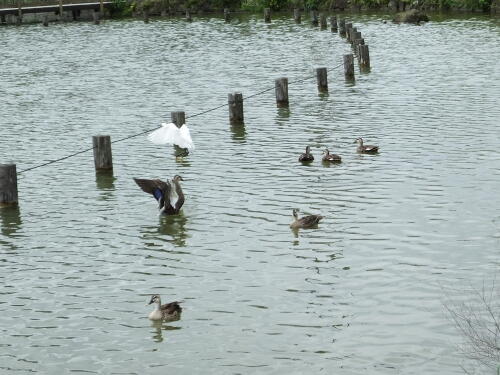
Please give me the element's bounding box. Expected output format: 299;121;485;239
322;149;342;163
299;146;314;162
147;294;182;321
290;209;323;229
355;138;379;154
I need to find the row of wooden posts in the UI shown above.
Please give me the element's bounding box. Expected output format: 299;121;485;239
0;14;370;207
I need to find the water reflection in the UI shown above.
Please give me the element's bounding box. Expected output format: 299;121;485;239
141;214;189;247
230;123;246;142
276;107;290;119
0;206;22;251
95;172;116;200
150;320;182;343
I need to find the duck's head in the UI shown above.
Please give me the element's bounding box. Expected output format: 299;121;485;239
354;137;363;145
148;294;161;305
324;148;330;155
292;209;299;219
172;175;184;182
305;146;311;154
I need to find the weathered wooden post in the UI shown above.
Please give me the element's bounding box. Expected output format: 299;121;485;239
224;8;230;22
171;111;189;156
16;14;22;25
310;10;318;26
0;164;18;206
144;10;149;23
93;10;100;25
338;18;346;36
264;8;271;23
228;92;244;125
345;22;353;41
319;13;327;29
349;27;358;44
352;31;362;47
58;0;63;22
43;14;49;26
1;14;6;24
294;8;301;23
316;67;328;93
343;54;355;81
275;78;289;108
99;0;104;15
358;44;370;71
92;136;113;171
186;10;192;21
330;15;337;32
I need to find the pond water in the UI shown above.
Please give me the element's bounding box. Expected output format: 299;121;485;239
0;12;499;375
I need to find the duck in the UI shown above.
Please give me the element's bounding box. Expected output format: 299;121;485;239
290;209;323;229
299;146;314;162
354;138;379;154
134;175;185;215
322;148;342;163
147;294;182;321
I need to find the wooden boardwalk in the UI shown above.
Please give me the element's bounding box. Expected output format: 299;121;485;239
0;1;112;16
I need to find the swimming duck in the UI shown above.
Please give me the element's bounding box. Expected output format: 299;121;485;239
134;175;185;215
147;294;182;321
355;138;379;154
299;146;314;162
290;209;323;229
322;149;342;163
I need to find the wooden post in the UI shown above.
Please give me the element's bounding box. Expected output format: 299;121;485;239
99;0;104;15
310;10;318;26
275;77;289;108
58;0;63;22
345;22;353;41
358;44;370;71
294;8;301;23
186;10;192;22
224;8;230;22
264;8;271;23
93;136;113;171
338;18;346;37
16;14;22;25
43;14;49;26
319;13;327;29
144;10;149;23
330;15;337;32
0;164;18;206
171;111;188;156
343;54;355;81
1;14;6;24
228;92;244;125
316;67;328;93
93;10;100;24
349;27;358;43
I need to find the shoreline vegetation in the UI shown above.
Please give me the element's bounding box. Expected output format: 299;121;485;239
116;0;499;18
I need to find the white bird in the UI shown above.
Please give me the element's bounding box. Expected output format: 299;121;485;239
148;122;195;150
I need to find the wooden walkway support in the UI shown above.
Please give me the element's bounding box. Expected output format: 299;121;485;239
93;136;113;171
343;54;355;81
143;10;149;23
0;164;18;206
310;10;318;26
339;18;346;37
319;13;327;29
93;9;99;24
275;78;289;108
224;8;230;22
330;15;337;32
264;8;271;23
186;10;192;22
316;67;328;93
43;14;48;26
228;92;244;125
294;8;301;23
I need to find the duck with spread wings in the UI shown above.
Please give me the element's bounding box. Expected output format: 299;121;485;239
133;175;185;215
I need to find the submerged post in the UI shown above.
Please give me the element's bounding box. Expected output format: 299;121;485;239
310;10;318;26
92;136;113;171
330;15;337;32
319;13;327;29
0;164;18;206
316;67;328;93
224;8;230;22
93;10;100;24
264;8;271;23
275;77;289;108
294;8;301;23
228;92;244;125
343;54;355;81
339;18;346;37
358;44;370;71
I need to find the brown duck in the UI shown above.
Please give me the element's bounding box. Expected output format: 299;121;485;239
355;138;379;154
134;175;185;215
322;149;342;163
290;209;323;229
299;146;314;162
147;294;182;321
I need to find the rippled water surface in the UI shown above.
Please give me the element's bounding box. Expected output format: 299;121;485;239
1;12;499;374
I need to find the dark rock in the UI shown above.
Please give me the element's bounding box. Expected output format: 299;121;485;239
393;9;429;24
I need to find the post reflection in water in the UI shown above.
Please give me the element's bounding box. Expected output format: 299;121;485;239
230;123;246;142
0;206;23;251
95;172;116;200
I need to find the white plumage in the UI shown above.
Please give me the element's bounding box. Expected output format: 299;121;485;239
148;122;195;150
